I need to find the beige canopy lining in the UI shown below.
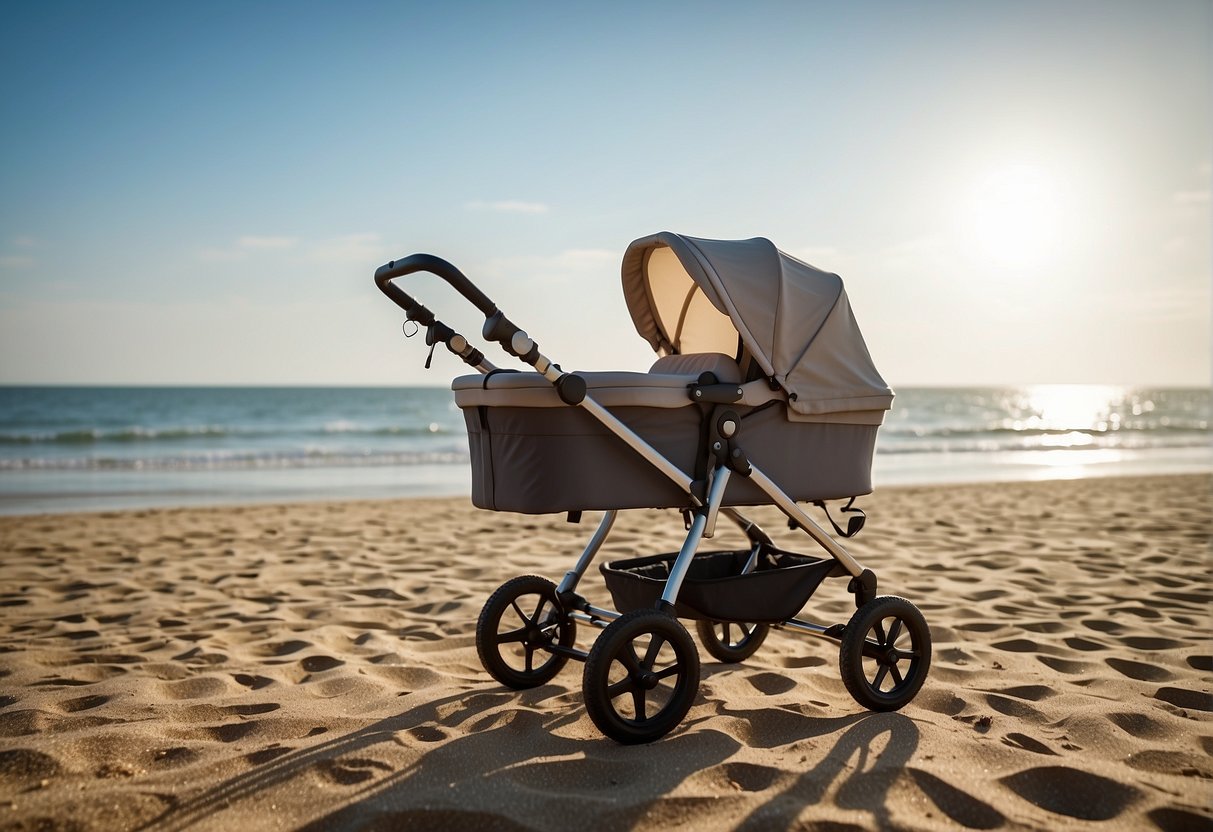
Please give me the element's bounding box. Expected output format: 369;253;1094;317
621;232;894;418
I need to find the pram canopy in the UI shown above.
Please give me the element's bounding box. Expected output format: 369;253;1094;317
621;232;893;418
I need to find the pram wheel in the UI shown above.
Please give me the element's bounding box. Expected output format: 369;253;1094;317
476;575;576;689
583;609;700;744
695;620;770;663
838;595;931;711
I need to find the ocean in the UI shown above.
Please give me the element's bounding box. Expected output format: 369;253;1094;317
0;385;1207;515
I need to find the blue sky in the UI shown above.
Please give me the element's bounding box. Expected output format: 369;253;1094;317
1;1;1209;385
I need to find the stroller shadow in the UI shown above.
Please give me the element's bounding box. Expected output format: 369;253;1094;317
138;686;919;831
136;684;742;831
734;712;920;831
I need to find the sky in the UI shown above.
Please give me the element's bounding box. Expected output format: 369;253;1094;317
0;1;1209;387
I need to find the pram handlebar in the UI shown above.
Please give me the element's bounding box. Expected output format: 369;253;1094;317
375;254;496;318
375;253;549;371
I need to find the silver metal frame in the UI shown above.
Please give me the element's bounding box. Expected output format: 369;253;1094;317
467;337;868;628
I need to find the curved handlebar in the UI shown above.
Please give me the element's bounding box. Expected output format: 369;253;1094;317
374;253;496;318
374;253;538;366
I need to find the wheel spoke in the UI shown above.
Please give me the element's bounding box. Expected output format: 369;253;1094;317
642;635;666;670
654;663;681;681
885;618;903;647
509;600;529;627
632;688;647;721
607;676;636;700
861;638;885;660
872;663;890;690
619;644;641;674
532;597;550;625
873;619;887;646
893;648;918;661
889;662;904;686
495;626;528;645
721;622;732;645
740;623;753;640
523;645;534;673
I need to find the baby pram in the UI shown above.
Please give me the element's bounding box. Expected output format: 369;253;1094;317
374;232;932;744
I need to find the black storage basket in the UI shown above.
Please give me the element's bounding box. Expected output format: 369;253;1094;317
600;544;837;624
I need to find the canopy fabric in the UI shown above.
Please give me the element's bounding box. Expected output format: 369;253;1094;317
621;232;893;417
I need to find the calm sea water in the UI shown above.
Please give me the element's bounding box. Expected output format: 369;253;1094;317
0;385;1207;514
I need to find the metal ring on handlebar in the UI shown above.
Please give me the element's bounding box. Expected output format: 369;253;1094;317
374;252;538;369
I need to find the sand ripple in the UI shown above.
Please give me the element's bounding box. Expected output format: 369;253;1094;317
0;474;1209;830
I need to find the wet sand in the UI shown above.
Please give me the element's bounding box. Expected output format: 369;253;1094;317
0;474;1209;830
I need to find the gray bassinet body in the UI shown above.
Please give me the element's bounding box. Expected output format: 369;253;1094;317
453;232;893;514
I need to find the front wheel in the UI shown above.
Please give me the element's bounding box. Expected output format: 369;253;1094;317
695;620;770;663
476;575;576;689
582;609;700;744
838;595;931;711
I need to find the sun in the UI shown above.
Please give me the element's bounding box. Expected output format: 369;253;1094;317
967;164;1064;269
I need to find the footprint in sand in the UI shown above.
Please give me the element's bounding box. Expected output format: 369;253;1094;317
300;655;345;673
909;768;1005;830
999;732;1057;755
1106;711;1172;740
746;672;798;696
232;673;274;690
1036;655;1096;675
1153;687;1213;712
262;640;311;657
1104;658;1174;682
245;744;294;765
59;694;109;713
1000;765;1141;821
1119;636;1187;650
205;722;261;742
315;757;392;786
1125;749;1213;779
718;761;783;792
1148;807;1213;831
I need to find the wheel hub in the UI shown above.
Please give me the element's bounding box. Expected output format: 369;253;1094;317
636;670;660;690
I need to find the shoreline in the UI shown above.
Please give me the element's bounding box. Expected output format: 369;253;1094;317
0;445;1207;517
0;473;1209;830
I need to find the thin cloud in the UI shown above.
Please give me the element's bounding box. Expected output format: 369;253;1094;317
465;200;549;215
0;254;34;269
238;235;299;250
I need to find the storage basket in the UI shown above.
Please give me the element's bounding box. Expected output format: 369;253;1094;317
600;544;837;623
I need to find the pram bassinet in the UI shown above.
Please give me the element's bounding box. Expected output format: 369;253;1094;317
453;232;894;513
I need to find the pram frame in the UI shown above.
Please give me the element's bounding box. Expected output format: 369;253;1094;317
375;251;928;744
375;254;870;579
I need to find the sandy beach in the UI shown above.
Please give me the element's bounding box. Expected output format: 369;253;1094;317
0;473;1208;831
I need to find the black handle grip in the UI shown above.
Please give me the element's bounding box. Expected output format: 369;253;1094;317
374;253;497;318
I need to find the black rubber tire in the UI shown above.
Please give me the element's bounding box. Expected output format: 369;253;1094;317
476;575;576;689
695;620;770;663
582;609;700;744
839;595;931;711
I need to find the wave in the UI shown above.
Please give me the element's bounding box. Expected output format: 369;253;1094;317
880;422;1209;438
877;432;1210;455
0;448;470;472
0;423;455;444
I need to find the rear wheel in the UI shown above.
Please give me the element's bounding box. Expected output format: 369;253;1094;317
695;619;770;663
839;595;931;711
582;609;700;744
476;575;576;689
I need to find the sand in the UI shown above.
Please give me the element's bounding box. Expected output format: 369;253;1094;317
0;473;1209;831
